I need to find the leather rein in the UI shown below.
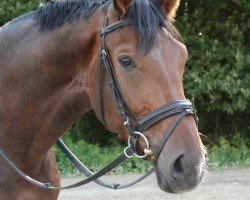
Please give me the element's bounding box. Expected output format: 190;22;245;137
0;7;198;190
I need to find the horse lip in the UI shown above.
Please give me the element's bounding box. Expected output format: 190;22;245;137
155;164;202;194
155;165;174;193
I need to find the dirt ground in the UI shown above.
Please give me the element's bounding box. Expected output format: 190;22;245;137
58;167;250;200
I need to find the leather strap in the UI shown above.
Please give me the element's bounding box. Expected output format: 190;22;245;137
99;13;139;139
0;142;135;190
56;139;154;189
101;19;132;35
137;100;193;132
154;110;194;163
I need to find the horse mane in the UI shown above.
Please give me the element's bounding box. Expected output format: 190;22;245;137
35;0;109;30
35;0;180;51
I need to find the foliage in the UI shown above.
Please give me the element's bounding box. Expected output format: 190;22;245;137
208;133;250;168
176;0;250;139
0;0;41;26
67;111;112;145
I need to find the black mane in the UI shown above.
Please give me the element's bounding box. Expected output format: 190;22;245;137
35;0;109;30
35;0;180;51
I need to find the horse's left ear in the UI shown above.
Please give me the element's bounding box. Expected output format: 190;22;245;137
112;0;133;17
152;0;180;20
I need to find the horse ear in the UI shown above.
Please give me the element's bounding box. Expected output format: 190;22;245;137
112;0;133;17
153;0;180;20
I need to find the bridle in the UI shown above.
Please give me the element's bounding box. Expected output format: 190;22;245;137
0;5;198;190
98;8;198;161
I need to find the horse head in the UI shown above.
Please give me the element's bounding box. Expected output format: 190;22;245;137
89;0;206;194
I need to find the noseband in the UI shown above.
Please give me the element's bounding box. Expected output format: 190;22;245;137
98;11;198;162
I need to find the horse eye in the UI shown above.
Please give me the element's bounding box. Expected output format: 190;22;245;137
118;56;135;69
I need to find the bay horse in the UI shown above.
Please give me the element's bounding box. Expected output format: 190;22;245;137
0;0;206;199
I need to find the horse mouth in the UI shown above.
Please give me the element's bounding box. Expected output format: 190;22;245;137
155;165;175;193
155;163;204;194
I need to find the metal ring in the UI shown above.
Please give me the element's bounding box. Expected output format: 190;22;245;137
127;132;150;159
124;146;133;158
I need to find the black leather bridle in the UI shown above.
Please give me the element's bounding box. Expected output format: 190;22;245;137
0;6;198;190
98;9;198;161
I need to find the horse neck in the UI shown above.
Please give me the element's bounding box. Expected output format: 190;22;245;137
0;10;103;167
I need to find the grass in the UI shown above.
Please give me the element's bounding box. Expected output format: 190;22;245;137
207;133;250;169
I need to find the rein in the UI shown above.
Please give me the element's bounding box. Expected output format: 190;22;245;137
0;6;198;190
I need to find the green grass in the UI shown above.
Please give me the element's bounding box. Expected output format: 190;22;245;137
207;133;250;169
54;133;250;176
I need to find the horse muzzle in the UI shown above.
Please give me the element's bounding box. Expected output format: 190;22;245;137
155;149;206;193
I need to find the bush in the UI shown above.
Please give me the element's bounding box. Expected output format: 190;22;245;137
0;0;41;26
208;133;250;168
176;0;250;139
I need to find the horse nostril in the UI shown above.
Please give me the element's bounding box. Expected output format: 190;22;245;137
173;155;185;179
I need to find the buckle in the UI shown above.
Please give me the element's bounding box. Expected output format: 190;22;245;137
101;50;107;60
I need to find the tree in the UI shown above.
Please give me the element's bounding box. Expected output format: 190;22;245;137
176;0;250;140
0;0;41;26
